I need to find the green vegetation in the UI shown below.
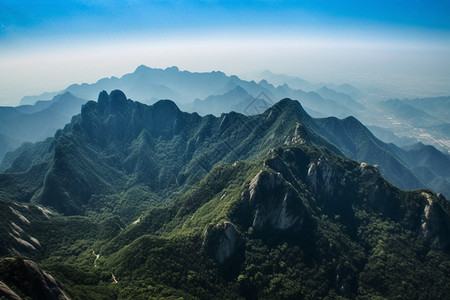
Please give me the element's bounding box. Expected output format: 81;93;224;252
3;143;449;299
0;91;449;299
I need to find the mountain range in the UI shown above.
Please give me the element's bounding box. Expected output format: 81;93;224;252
1;91;344;216
0;92;88;162
369;96;450;153
0;90;449;299
3;88;449;200
1;66;366;161
1;66;449;198
6;65;450;158
21;65;366;119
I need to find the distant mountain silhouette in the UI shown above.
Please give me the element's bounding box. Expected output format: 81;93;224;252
0;66;372;162
0;92;88;162
404;96;450;123
5;65;449;167
367;125;417;146
377;99;437;127
19;65;365;119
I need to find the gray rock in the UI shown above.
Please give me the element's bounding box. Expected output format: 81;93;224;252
0;258;70;300
0;281;22;300
308;157;335;197
248;170;305;230
420;192;450;249
203;221;240;264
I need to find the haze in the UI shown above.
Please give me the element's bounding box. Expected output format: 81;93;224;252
1;1;449;106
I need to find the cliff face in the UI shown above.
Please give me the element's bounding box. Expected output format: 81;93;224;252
0;281;22;300
420;192;450;250
0;258;69;300
247;170;306;231
203;221;241;264
308;157;335;197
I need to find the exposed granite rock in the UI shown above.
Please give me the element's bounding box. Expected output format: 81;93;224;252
248;170;305;231
420;192;450;250
203;221;240;264
0;281;22;300
359;162;396;214
284;122;307;145
360;162;384;203
360;162;379;185
308;157;335;197
0;258;70;300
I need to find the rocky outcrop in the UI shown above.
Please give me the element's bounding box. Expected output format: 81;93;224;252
359;162;398;215
284;122;307;145
0;281;22;300
360;162;379;183
420;192;450;250
359;163;450;249
248;170;305;231
0;258;70;300
360;162;384;203
203;222;240;264
308;157;335;197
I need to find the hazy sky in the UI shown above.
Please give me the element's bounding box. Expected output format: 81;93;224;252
1;0;449;105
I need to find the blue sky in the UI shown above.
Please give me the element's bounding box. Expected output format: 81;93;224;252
0;0;449;105
2;1;449;38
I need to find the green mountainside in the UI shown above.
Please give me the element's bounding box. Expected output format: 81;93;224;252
4;65;449;190
3;90;448;210
0;90;449;299
0;90;339;216
314;116;450;197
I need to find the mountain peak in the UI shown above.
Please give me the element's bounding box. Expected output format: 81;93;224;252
273;98;307;114
49;91;80;104
110;89;127;102
264;98;315;134
97;90;128;113
135;64;151;73
317;86;331;92
152;99;181;113
57;91;75;98
165;66;180;72
342;115;360;124
260;69;274;77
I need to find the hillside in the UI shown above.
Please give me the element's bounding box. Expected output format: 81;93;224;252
315;116;450;197
2;91;448;216
0;144;449;298
0;91;339;216
0;90;449;299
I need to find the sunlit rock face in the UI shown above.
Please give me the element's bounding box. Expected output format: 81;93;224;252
0;281;22;300
420;192;450;250
248;170;305;231
308;157;335;197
